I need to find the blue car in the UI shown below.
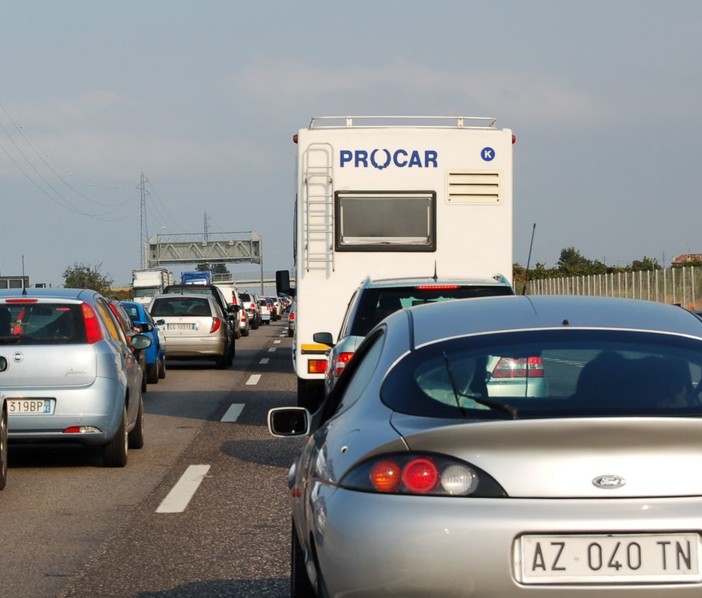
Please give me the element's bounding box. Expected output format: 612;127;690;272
121;301;167;384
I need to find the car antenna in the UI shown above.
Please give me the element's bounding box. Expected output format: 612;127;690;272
432;261;438;283
21;254;27;296
522;223;536;296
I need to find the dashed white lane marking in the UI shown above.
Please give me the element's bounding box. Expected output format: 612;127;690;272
268;347;277;353
246;374;261;385
274;340;281;344
156;465;211;513
259;357;270;364
221;403;245;422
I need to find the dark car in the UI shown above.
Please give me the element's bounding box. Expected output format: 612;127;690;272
162;284;238;364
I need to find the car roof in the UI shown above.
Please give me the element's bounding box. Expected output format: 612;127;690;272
361;274;512;290
402;295;702;346
0;288;99;300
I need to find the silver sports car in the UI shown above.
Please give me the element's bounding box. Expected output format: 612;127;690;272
269;295;702;597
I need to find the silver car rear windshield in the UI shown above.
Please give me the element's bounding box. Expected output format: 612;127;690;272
0;303;86;344
351;285;514;337
151;297;211;317
381;330;702;419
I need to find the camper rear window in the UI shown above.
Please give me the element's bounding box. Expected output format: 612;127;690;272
335;191;436;252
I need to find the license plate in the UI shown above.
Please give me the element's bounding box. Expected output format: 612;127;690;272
7;399;55;415
166;323;196;330
518;533;702;584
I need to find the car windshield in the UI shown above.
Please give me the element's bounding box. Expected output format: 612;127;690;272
381;329;702;420
151;297;211;317
351;285;513;337
0;303;86;344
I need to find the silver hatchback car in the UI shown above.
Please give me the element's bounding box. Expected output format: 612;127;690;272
270;295;702;597
149;293;229;368
0;288;151;467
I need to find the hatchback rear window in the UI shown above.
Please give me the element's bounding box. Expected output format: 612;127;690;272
0;303;86;344
351;285;514;337
151;298;211;317
381;329;702;420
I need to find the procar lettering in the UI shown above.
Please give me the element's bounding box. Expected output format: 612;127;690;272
340;149;438;169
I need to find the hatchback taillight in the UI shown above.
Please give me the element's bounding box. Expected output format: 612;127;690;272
210;317;222;334
491;356;544;378
333;352;354;377
82;303;103;343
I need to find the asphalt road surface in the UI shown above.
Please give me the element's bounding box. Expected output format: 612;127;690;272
0;319;303;598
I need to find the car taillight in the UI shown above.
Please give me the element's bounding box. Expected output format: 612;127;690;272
289;312;295;321
491;356;544;378
347;454;480;496
334;351;354;377
82;303;103;343
210;317;222;333
307;359;327;374
415;285;460;290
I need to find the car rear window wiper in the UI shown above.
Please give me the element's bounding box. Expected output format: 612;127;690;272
443;352;519;419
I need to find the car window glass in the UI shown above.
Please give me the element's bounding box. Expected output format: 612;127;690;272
96;300;123;342
0;303;86;344
335;330;386;415
351;285;513;337
381;329;702;419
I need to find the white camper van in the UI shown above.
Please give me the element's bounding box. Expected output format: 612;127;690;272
277;116;515;409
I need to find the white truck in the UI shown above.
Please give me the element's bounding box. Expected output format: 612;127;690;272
131;268;174;305
276;116;515;409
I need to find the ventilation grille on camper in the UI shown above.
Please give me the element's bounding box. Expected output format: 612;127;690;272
447;171;500;204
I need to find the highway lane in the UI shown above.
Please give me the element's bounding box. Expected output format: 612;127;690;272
0;319;300;597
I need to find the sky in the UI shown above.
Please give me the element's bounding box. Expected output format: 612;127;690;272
1;1;701;288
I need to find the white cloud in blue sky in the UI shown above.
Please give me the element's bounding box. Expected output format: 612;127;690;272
1;1;701;284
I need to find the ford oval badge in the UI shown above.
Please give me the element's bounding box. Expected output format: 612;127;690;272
593;475;626;489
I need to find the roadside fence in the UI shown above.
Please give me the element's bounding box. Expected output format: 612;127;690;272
529;267;702;310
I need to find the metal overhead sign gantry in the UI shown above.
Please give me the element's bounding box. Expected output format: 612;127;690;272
146;231;264;288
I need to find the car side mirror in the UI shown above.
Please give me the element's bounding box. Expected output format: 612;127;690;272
313;332;334;347
268;407;310;437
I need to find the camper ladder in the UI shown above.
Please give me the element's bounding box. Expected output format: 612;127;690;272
303;143;334;272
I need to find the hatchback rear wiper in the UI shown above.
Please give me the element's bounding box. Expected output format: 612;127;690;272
442;352;518;419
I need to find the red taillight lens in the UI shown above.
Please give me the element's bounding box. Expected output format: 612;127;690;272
334;352;354;377
402;458;439;494
370;460;401;493
82;303;103;343
491;356;544;378
289;312;295;321
415;285;459;290
210;317;222;334
308;359;327;374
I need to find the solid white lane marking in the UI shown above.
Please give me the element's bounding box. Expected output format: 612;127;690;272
246;374;261;385
268;347;277;353
259;357;270;364
156;465;210;513
221;403;244;422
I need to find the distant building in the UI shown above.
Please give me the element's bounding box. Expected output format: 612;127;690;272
0;275;29;289
672;254;702;265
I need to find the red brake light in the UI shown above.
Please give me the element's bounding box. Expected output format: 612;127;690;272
308;359;327;374
210;317;222;334
5;298;38;304
81;303;103;343
401;458;439;494
491;356;544;378
334;352;354;377
415;285;459;290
